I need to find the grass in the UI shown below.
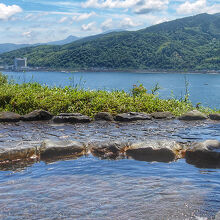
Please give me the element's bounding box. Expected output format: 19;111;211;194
0;72;218;117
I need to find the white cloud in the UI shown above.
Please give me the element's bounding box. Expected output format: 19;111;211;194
22;31;32;38
82;0;137;9
134;0;169;14
0;3;22;20
81;22;96;31
59;16;68;23
72;12;96;21
176;0;220;15
83;0;169;12
82;0;169;14
119;17;137;28
101;18;113;30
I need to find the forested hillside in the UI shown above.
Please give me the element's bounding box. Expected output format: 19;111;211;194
1;13;219;71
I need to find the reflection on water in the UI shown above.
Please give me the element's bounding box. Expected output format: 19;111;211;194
0;156;220;219
0;121;220;219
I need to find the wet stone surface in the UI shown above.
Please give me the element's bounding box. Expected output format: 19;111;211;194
0;120;219;147
0;120;220;169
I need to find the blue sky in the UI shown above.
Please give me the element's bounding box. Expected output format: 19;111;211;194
0;0;219;44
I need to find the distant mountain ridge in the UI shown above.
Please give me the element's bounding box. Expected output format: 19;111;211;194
0;43;30;54
0;13;219;71
0;35;79;54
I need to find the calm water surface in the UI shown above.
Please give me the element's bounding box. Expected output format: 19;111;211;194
0;121;220;219
3;71;220;109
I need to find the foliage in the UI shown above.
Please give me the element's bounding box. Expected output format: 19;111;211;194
0;73;217;117
0;13;219;71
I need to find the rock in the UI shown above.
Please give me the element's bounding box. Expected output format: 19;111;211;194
88;141;129;159
53;113;92;123
209;113;220;120
126;140;184;163
0;145;37;162
185;140;220;168
39;140;86;161
114;112;151;122
0;159;35;171
94;112;114;121
0;112;22;122
22;110;53;121
178;110;208;120
151;111;175;119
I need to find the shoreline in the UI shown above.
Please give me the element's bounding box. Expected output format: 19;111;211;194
1;68;220;74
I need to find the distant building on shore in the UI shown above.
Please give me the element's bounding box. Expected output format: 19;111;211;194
14;57;27;70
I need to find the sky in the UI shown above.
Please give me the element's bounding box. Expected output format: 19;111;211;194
0;0;219;44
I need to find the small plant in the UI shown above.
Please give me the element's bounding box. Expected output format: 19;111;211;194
184;75;190;103
0;72;8;85
131;83;147;97
151;83;161;95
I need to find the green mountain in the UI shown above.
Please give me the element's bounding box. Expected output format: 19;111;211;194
1;13;219;71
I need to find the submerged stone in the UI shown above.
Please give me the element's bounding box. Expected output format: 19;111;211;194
0;144;37;162
0;159;36;171
126;140;184;163
209;113;220;120
178;110;208;121
22;110;53;121
114;112;151;122
39;140;86;161
94;112;114;121
0;112;22;122
185;140;220;168
151;111;175;119
53;113;92;123
88;141;129;159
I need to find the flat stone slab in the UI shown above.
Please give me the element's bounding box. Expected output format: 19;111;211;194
88;141;129;159
115;112;151;122
39;140;86;161
126;140;184;163
178;110;208;121
22;110;53;121
209;113;220;120
53;113;92;123
151;111;175;119
0;112;22;122
185;140;220;168
94;112;114;121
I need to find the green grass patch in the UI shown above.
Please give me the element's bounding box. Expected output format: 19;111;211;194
0;72;218;117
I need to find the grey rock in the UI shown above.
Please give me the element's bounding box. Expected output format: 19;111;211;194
22;110;53;121
178;110;208;120
151;111;175;119
209;113;220;120
114;112;151;122
94;112;114;121
53;113;92;123
126;140;183;163
39;140;85;161
88;141;129;159
0;112;22;122
185;140;220;168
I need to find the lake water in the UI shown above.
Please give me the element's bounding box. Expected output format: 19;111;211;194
0;120;220;219
1;71;220;219
2;71;220;109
